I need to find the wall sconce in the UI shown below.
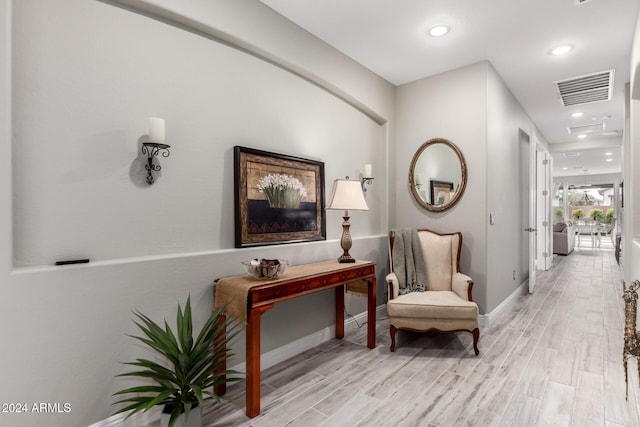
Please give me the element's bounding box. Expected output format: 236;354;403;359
361;163;374;192
142;117;170;185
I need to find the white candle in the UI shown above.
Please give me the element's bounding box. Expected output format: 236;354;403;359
363;163;372;178
415;173;423;185
149;117;165;143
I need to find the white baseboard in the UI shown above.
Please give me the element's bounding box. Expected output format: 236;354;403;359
478;314;487;328
88;407;161;427
480;282;528;329
230;304;388;373
94;306;387;426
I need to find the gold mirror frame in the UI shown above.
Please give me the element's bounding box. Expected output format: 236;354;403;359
408;138;467;212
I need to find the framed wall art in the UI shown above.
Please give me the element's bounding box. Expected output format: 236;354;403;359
234;146;326;248
430;180;454;206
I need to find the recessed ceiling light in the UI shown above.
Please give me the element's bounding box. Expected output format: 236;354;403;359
429;25;450;37
578;134;587;139
571;112;584;118
550;44;573;55
606;158;613;162
562;167;568;170
605;152;613;156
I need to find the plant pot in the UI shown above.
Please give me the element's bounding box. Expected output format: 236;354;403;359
160;404;202;427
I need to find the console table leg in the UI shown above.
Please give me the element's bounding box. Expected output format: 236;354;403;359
246;308;261;418
367;278;376;349
335;285;345;339
246;304;272;418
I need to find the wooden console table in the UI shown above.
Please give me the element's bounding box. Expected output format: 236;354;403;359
213;259;377;418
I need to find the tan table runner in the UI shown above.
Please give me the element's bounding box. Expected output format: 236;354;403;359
214;259;370;324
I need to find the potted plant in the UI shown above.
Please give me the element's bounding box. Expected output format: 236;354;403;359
587;208;604;222
112;296;243;427
605;208;614;224
554;208;564;222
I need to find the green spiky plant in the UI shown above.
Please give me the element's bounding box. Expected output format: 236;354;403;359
113;296;243;427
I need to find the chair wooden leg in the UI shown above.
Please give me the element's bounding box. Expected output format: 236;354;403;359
390;325;397;352
472;328;480;356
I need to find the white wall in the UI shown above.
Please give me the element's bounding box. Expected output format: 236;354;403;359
486;63;548;312
0;1;593;425
0;1;395;426
626;7;640;283
395;61;548;315
395;62;489;312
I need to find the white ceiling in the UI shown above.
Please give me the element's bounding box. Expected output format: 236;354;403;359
259;0;639;178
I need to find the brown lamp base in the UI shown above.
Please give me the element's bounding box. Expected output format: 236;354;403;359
338;215;356;263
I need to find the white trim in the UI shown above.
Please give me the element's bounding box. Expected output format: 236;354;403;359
481;281;528;329
478;314;487;328
88;407;161;427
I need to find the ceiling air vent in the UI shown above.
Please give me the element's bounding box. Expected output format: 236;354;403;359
554;69;614;107
575;0;593;4
567;122;605;135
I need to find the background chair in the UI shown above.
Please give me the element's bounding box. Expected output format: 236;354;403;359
598;217;616;247
575;219;595;248
386;229;479;354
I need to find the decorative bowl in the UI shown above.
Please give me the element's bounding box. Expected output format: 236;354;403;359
242;259;288;279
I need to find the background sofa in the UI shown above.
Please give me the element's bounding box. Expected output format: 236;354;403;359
553;220;576;255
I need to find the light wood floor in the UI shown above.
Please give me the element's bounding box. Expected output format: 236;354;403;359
200;247;640;426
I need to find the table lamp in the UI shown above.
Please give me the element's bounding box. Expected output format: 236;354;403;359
326;176;369;263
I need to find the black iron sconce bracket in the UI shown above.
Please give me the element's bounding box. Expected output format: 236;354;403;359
361;177;374;193
142;142;171;185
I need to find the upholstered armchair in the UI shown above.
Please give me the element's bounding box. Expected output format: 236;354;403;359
386;228;480;355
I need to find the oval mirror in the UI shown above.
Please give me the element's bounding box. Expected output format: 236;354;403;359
408;138;467;212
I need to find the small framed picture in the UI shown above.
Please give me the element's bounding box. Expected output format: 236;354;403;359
430;180;454;206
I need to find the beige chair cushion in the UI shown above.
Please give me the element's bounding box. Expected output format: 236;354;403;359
418;231;458;291
387;291;478;320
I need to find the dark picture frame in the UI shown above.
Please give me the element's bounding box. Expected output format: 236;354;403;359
430;180;454;206
234;146;326;248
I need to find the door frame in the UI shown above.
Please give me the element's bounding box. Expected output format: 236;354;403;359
537;147;553;271
527;131;537;293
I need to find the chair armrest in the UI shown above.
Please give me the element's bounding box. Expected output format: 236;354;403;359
386;272;399;300
452;272;474;301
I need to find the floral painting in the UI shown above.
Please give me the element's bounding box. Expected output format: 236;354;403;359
257;173;308;209
234;146;326;247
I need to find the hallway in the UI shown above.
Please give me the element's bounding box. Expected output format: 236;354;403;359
200;247;640;426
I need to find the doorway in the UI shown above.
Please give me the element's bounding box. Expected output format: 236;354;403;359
519;129;536;293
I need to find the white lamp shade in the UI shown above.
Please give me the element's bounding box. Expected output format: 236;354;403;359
326;178;369;211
